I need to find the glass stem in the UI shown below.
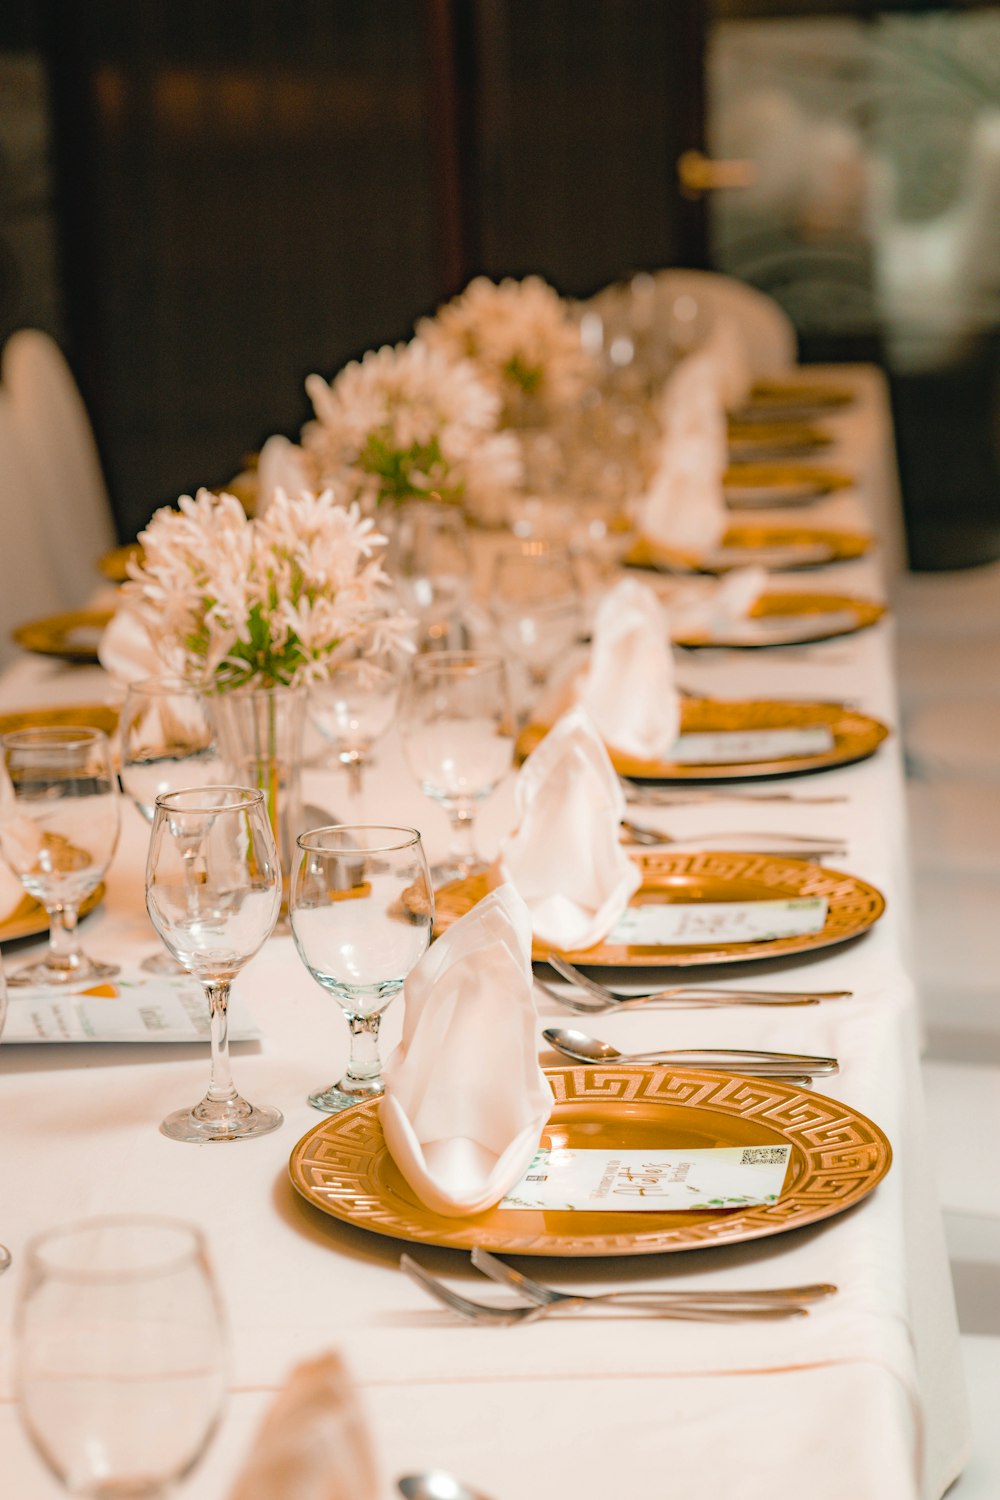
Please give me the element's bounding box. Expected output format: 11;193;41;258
204;981;238;1103
345;1012;382;1084
342;753;364;799
445;805;478;871
45;903;83;975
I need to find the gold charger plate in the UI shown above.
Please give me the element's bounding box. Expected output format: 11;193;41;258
723;463;854;509
626;524;872;575
517;697;889;783
728;420;834;461
12;609;114;664
674;589;886;649
731;379;856;424
0;703;120;740
0;883;106;944
289;1065;892;1257
97;543;143;583
434;850;885;967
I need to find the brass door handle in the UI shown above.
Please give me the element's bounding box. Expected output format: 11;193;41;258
677;149;757;199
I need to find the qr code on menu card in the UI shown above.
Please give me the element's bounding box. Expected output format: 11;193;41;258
740;1147;788;1165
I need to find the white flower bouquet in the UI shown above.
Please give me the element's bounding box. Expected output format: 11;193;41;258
303;339;521;525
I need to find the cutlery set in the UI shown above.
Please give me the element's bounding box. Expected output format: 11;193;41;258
402;1248;837;1326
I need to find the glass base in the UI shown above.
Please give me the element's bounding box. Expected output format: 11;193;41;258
140;949;186;976
7;953;120;988
161;1096;283;1143
308;1077;384;1114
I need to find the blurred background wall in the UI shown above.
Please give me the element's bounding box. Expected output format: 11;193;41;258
0;0;998;568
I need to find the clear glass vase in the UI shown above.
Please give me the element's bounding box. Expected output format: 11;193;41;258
212;682;307;922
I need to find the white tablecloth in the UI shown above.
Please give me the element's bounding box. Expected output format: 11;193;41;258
0;368;970;1499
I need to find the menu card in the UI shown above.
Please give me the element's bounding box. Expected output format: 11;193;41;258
501;1146;792;1211
668;727;835;764
2;971;260;1044
608;895;827;947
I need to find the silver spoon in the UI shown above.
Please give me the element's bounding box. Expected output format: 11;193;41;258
620;818;845;853
544;1026;839;1077
398;1472;495;1500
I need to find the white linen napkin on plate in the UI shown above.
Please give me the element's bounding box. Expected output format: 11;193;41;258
668;565;768;641
255;436;313;518
380;883;551;1218
639;353;729;555
97;606;164;684
498;706;641;950
577;578;680;759
227;1352;379;1500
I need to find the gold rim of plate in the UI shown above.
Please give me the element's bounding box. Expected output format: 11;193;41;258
0;883;106;944
97;543;143;583
674;589;885;649
723;463;854;506
626;524;872;575
727;420;834;458
288;1065;892;1257
0;703;120;741
731;380;856;423
434;850;886;967
517;696;890;782
11;609;114;663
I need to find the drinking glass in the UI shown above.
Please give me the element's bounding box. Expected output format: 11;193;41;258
290;825;433;1113
16;1215;226;1497
398;651;514;882
490;542;583;698
119;678;226;974
309;642;403;800
145;786;282;1142
384;501;471;645
0;727;120;988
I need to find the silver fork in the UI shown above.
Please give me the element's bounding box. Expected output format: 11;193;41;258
401;1255;820;1324
534;976;821;1013
471;1249;836;1312
620;779;848;807
547;955;852;1005
620;818;846;853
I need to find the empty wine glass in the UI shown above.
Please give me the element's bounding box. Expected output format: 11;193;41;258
16;1215;226;1497
309;642;403;800
384;501;471;646
290;825;433;1112
119;678;226;974
398;651;514;882
145;785;282;1142
0;726;120;988
490;542;583;705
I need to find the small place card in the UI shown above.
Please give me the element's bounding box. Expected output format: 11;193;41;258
501;1146;792;1212
668;727;835;764
608;895;827;947
2;971;260;1044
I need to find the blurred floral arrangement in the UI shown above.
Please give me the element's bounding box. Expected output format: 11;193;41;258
302;339;522;524
417;274;595;421
119;487;409;690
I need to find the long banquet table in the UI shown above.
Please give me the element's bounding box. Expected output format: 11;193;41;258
0;368;971;1499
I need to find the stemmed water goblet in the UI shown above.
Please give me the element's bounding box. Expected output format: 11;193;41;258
384;502;471;646
145;785;283;1142
309;640;403;802
489;543;583;712
16;1215;227;1497
397;651;514;883
119;677;227;974
290;824;433;1113
0;726;120;987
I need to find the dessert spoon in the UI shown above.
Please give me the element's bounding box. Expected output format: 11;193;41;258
544;1026;838;1077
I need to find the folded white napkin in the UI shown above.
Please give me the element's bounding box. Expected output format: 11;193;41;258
499;706;641;950
577;578;680;759
701;314;754;411
227;1352;379;1500
639;353;729;555
97;607;163;684
668;565;768;640
255;437;314;518
380;883;551;1218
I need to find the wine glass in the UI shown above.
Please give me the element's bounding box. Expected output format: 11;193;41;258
489;542;583;706
145;785;282;1142
290;825;433;1113
397;651;514;882
119;678;227;974
309;642;403;801
384;501;471;646
16;1215;227;1497
0;726;120;988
